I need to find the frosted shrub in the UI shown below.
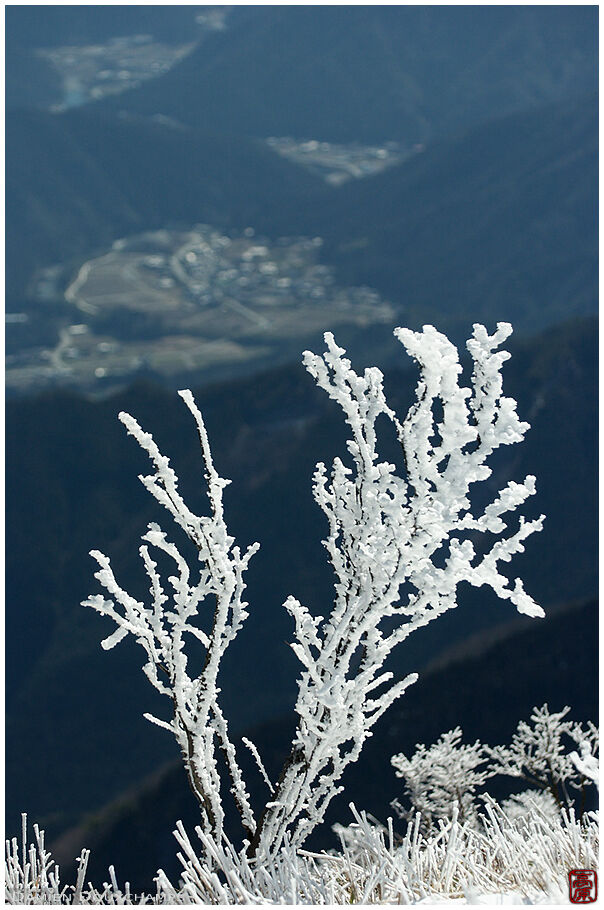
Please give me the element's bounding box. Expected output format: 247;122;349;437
570;740;600;789
487;704;599;811
500;788;560;824
391;727;491;828
391;705;599;829
82;322;545;861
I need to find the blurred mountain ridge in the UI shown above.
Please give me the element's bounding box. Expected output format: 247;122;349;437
96;5;597;144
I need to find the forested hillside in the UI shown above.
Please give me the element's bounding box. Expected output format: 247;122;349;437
97;6;597;143
312;100;598;334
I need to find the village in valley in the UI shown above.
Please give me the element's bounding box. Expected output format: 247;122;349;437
7;225;394;396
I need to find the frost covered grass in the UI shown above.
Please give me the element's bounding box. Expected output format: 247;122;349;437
5;802;598;904
6;707;598;904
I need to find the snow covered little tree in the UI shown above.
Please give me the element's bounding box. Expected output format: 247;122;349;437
390;706;599;830
391;728;491;828
487;704;599;811
83;322;545;861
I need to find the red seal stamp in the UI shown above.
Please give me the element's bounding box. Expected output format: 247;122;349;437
569;869;597;903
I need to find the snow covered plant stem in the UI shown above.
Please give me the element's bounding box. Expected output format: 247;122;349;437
83;391;260;842
83;322;544;861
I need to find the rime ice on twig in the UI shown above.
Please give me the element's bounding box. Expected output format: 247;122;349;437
249;323;544;857
486;704;599;809
82;390;259;841
391;728;491;829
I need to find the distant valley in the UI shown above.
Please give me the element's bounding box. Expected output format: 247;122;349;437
8;224;392;397
6;98;597;397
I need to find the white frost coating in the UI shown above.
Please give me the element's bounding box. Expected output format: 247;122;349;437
82;390;259;842
8;805;598;904
250;323;544;858
391;728;491;828
242;737;275;794
570;741;600;789
83;323;544;861
486;705;599;807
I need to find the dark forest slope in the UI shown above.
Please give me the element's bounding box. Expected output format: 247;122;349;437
298;98;598;336
97;6;597;144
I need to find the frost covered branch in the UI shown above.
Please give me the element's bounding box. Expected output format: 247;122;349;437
83;322;544;860
250;322;544;856
82;390;259;842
